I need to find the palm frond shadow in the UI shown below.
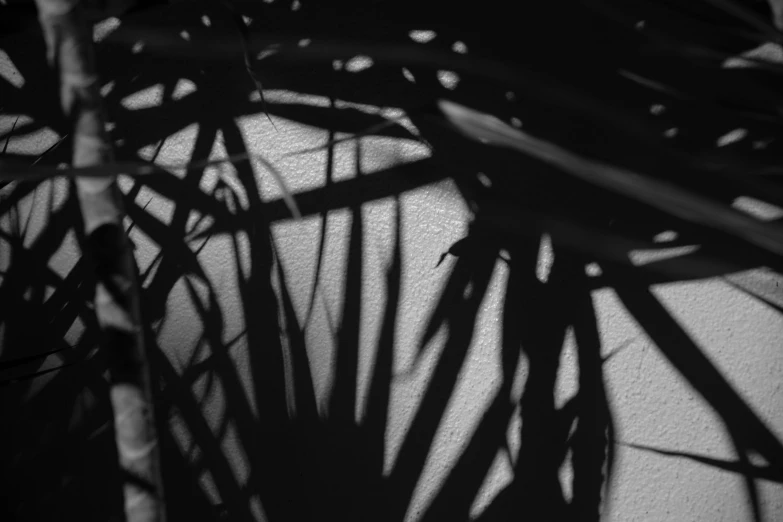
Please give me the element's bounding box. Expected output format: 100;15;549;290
2;0;783;520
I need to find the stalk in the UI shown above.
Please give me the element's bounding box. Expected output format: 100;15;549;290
33;1;165;520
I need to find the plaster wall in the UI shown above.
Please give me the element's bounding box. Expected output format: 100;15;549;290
1;34;783;522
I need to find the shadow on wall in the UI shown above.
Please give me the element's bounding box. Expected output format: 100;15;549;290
1;0;783;521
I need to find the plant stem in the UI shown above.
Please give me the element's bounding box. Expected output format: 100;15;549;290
33;0;165;520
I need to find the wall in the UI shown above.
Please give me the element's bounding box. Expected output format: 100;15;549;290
2;5;783;521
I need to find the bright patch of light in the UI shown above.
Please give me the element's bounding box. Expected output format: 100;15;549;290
536;234;553;283
172;79;197;100
101;81;115;97
437;70;459;90
121;84;165;110
0;118;60;156
733;196;783;221
409;30;436;43
723;42;783;69
0;50;24;88
716;128;747;147
585;263;602;276
452;41;468;54
345;55;374;72
261;90;332;107
257;48;279;60
559;450;574;502
653;230;677;243
94;17;121;42
629;245;699;265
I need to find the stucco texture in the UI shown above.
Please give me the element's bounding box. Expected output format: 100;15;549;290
2;2;783;521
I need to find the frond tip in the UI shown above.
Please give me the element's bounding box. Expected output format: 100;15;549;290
436;99;783;259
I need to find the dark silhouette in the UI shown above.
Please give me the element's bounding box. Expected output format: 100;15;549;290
2;0;782;521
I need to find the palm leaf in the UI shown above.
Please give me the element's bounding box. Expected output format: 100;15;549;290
437;99;783;258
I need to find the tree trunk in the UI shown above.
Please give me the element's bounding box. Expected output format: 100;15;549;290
33;1;165;520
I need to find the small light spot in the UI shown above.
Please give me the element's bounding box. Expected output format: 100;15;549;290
653;230;677;243
257;48;279;60
716;128;747;147
732;196;783;220
511;117;522;128
180;30;190;41
93;16;121;42
723;42;783;69
332;60;344;71
630;245;699;265
201;15;211;27
650;104;665;115
101;81;115;97
0;51;24;89
121;84;164;110
132;41;144;54
477;172;492;187
298;38;311;47
452;41;468;54
105;122;116;132
635;20;646;30
402;67;416;83
409;30;436;43
291;0;301;10
463;281;474;299
172;79;197;100
505;91;516;101
753;139;773;150
437;70;459;90
559;451;574;503
536;234;554;283
664;128;678;138
722;56;753;69
585;263;602;276
249;91;261;102
242;15;252;25
747;450;769;467
263;0;274;3
345;55;374;72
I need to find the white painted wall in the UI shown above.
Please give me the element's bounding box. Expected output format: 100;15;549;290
2;21;783;522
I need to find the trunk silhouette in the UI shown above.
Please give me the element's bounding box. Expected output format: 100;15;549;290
32;0;165;520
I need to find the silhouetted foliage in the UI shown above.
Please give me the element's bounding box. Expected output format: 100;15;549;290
2;0;782;521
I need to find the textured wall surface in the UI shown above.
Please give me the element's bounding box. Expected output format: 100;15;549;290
140;106;783;520
2;14;783;521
